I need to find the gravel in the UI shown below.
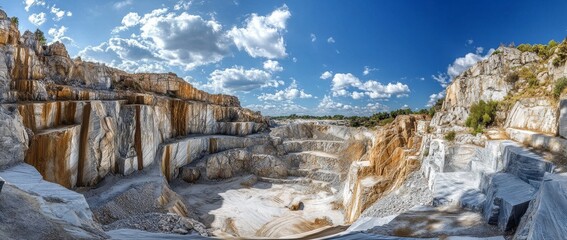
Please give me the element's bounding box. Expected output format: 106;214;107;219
360;170;432;218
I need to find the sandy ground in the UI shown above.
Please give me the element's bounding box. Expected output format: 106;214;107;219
171;175;345;238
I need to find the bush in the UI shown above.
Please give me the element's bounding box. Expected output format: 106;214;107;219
504;72;519;83
465;100;498;134
554;77;567;99
444;131;456;142
553;42;567;67
10;17;18;27
34;29;46;45
518;68;538;87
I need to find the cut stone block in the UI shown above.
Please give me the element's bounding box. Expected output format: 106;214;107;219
514;173;567;240
24;125;81;188
559;99;567;138
431;172;482;210
500;142;554;186
482;173;536;231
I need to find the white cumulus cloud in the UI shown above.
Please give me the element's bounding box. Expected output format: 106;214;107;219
327;37;335;43
50;5;71;22
24;0;45;12
28;12;46;26
205;66;283;93
263;60;283;72
48;26;73;44
228;5;290;59
258;79;312;101
320;71;333;80
310;33;316;42
426;91;445;107
112;12;141;33
330;73;410;99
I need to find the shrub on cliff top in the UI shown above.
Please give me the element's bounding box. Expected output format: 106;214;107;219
444;131;456;142
465;100;498;134
554;77;567;99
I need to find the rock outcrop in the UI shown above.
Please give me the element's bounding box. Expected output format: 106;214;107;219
343;115;428;223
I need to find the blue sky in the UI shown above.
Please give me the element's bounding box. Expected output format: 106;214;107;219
4;0;567;116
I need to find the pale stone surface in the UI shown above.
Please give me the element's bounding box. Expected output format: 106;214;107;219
481;173;536;231
504;98;558;134
24;125;81;188
559;99;567;138
0;105;28;168
500;142;554;185
0;164;106;239
513;173;567;240
507;127;567;156
431;172;482;209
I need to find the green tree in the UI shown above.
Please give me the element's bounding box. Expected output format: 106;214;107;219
34;28;46;45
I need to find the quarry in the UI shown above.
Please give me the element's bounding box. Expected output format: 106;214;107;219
1;8;567;240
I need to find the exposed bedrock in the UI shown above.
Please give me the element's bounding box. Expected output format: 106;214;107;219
343;115;428;223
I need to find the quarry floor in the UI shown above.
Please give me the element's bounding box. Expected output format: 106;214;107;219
170;174;345;238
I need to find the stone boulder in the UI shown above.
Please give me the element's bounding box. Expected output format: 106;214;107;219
179;166;200;183
514;173;567;240
481;173;536;231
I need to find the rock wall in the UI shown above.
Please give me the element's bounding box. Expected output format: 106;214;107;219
0;10;269;188
343;115;428;223
504;98;558;134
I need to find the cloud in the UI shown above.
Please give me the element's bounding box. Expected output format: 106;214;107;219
426;91;445;107
401;104;409;109
263;60;283;72
320;71;332;80
113;0;133;9
107;38;158;61
327;37;335;43
139;11;230;70
174;0;192;11
82;8;233;72
28;12;46;26
292;57;297;63
48;26;73;44
310;33;316;42
360;81;410;99
112;12;141;33
228;5;290;59
330;73;410;99
475;47;484;54
24;0;45;12
204;66;283;93
50;5;71;21
363;66;378;76
258;79;312;101
246;102;308;116
317;95;389;116
466;39;474;46
351;91;364;100
331;73;361;92
432;72;450;88
446;48;494;79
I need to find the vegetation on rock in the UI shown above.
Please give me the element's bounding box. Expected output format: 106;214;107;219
465;100;499;134
34;29;46;45
272;108;429;128
554;77;567;99
444;131;456;141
